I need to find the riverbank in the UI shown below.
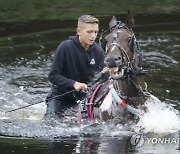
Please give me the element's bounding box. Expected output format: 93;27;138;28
0;0;180;22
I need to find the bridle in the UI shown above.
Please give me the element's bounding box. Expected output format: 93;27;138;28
104;23;136;76
99;20;143;68
106;30;134;73
99;21;150;100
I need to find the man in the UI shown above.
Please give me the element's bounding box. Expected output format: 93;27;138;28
44;15;105;119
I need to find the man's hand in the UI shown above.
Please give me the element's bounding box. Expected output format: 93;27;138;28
73;81;88;92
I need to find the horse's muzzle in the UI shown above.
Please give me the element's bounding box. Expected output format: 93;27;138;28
105;57;124;79
105;57;122;68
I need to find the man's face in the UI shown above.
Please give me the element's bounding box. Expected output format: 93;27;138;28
77;23;99;48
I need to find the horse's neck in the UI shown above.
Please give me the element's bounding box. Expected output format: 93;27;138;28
113;74;148;106
113;75;144;98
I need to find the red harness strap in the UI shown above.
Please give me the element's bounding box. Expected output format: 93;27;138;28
120;100;127;108
87;83;103;120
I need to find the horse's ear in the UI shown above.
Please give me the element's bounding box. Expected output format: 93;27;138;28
109;16;117;28
125;10;134;29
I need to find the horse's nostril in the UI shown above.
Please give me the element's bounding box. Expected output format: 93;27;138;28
104;57;108;63
104;60;108;66
108;59;117;68
105;57;122;68
115;56;122;61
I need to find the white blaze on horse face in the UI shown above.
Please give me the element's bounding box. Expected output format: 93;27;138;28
117;30;123;33
110;42;119;52
99;91;113;112
111;45;116;52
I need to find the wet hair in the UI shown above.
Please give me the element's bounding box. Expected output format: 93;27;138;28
77;15;99;27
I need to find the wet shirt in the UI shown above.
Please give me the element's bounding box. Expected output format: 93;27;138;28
49;35;105;89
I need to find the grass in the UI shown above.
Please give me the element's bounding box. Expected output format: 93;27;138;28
0;0;179;22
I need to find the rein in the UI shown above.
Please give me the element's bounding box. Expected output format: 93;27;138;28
6;89;76;113
113;77;150;102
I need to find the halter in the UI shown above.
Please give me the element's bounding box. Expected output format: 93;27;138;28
99;21;132;45
107;32;133;72
105;25;135;74
101;22;150;101
99;20;143;69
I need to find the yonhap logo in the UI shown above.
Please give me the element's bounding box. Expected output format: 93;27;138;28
130;133;180;148
130;133;145;148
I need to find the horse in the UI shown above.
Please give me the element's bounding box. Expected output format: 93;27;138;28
78;11;151;125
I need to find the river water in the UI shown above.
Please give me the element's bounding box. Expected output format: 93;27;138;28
0;13;180;153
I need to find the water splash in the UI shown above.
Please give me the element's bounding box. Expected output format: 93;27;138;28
0;79;179;139
134;95;180;133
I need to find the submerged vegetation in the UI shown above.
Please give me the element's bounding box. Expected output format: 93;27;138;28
0;0;180;22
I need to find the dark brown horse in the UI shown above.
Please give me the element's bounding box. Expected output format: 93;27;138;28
104;11;149;104
78;11;150;125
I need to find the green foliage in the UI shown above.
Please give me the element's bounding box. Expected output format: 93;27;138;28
0;0;179;22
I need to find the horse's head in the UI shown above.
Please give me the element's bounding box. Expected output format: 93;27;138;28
98;10;149;109
102;11;142;79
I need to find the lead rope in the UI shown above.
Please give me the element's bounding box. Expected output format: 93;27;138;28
130;78;151;97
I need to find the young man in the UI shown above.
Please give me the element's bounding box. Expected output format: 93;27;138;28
44;15;105;119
